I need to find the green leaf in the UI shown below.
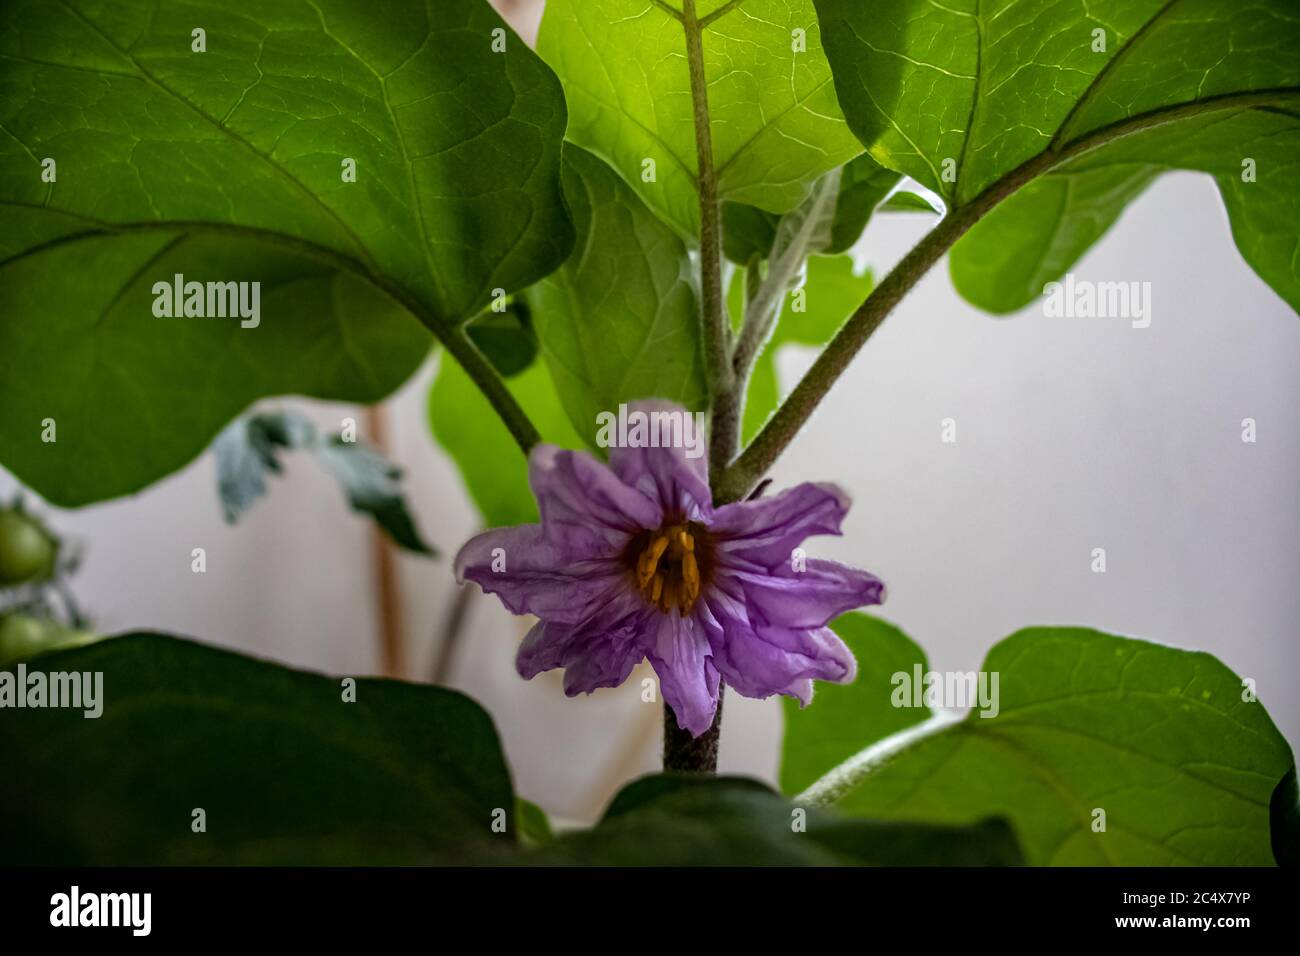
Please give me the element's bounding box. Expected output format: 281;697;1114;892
879;189;943;214
1270;769;1299;868
825;152;905;254
723;153;902;264
214;411;317;522
515;797;555;849
531;145;707;440
214;410;433;555
0;0;574;505
538;0;863;240
790;626;1297;866
465;302;539;379
428;355;582;528
314;438;433;556
536;774;1024;865
953;111;1300;312
780;613;929;796
814;0;1300;312
722;202;782;266
0;633;515;864
731;254;872;442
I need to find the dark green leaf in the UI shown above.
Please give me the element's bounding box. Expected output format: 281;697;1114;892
1270;768;1299;867
0;0;574;505
536;774;1023;866
466;302;539;379
0;633;515;864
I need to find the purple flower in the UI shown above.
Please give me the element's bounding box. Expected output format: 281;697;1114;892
454;400;885;737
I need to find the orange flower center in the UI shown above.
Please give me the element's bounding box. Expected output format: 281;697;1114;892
629;523;709;615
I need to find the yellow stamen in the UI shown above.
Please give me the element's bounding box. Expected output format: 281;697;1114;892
650;573;664;604
682;551;700;602
637;534;669;587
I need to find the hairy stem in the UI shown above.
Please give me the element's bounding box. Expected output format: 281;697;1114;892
663;685;724;773
711;88;1297;504
683;0;739;481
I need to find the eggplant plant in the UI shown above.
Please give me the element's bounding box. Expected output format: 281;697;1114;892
0;0;1297;866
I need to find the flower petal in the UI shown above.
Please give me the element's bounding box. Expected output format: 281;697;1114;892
706;603;857;703
516;589;650;683
647;611;720;736
455;525;626;624
711;482;851;569
726;559;886;630
530;443;662;553
606;400;712;522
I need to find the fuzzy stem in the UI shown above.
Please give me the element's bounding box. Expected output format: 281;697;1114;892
683;0;739;481
663;684;724;773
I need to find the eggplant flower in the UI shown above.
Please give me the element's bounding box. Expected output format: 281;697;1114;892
454;401;885;736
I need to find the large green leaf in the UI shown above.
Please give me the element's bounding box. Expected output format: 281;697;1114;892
0;633;515;864
780;613;928;796
535;774;1024;865
538;0;863;240
531;146;707;440
787;626;1296;866
0;0;574;505
814;0;1300;312
428;354;582;528
0;633;1023;865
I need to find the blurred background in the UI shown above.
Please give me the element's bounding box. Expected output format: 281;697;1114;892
3;0;1297;822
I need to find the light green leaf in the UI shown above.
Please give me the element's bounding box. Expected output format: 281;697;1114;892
429;355;582;528
815;0;1300;312
539;0;863;240
732;254;872;441
780;613;929;796
791;626;1296;866
531;146;707;440
0;0;574;505
0;633;516;864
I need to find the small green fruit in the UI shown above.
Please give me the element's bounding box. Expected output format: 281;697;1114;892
0;614;55;665
0;510;57;585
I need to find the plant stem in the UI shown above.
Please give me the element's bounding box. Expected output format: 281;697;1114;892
663;685;724;773
712;198;985;504
682;0;739;480
440;325;540;455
